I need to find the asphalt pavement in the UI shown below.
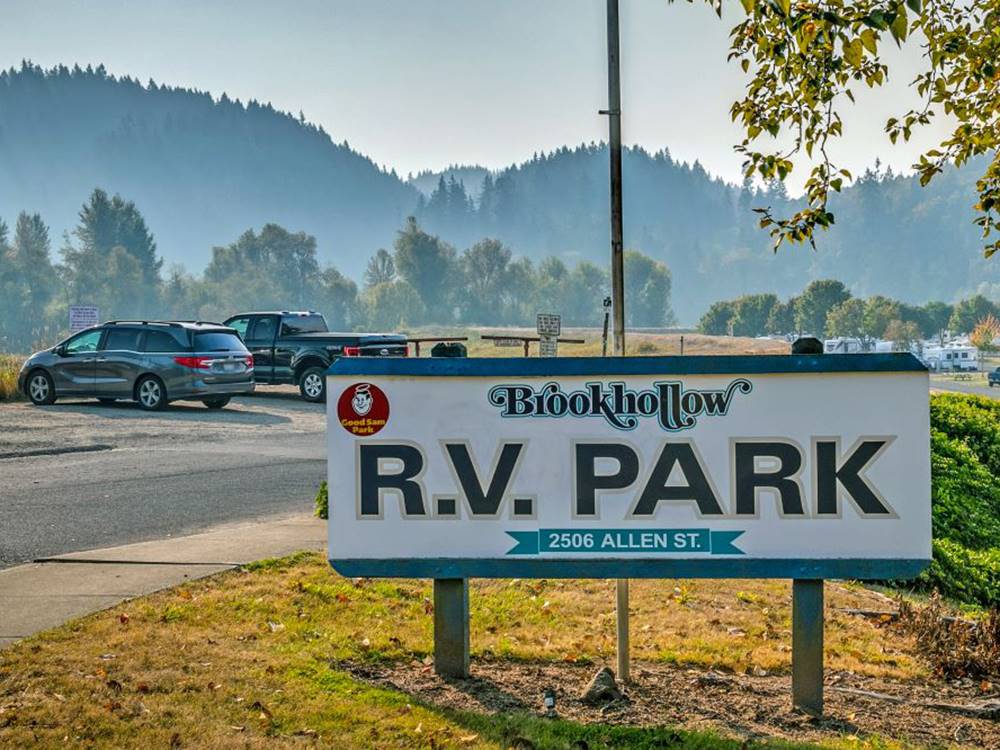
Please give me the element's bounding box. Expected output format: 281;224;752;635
929;378;1000;400
0;391;326;569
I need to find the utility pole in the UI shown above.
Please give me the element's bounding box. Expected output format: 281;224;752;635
602;0;630;684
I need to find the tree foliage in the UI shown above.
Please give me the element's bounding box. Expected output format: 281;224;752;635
692;0;1000;258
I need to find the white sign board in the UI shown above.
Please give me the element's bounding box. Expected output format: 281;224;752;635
538;336;558;358
69;305;100;332
327;355;931;579
493;338;523;348
536;313;561;337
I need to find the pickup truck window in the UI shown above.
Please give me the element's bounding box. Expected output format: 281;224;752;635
280;315;327;336
227;317;251;339
249;316;277;342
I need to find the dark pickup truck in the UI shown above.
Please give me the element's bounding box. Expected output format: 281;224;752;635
222;311;407;402
989;367;1000;387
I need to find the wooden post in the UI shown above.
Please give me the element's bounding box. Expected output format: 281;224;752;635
433;578;469;678
792;578;824;715
615;578;630;682
523;339;530;358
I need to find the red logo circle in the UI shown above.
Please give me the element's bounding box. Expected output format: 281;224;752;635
337;382;389;436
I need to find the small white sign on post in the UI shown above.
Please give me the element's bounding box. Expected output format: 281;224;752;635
538;336;558;358
69;305;100;332
536;313;561;338
493;338;523;348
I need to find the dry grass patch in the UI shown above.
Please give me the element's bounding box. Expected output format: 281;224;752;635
0;553;934;749
409;328;789;358
0;353;24;401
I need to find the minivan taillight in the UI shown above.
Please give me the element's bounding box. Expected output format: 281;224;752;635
342;346;361;357
174;356;211;369
245;354;254;368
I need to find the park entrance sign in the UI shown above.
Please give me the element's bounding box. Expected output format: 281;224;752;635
327;355;931;580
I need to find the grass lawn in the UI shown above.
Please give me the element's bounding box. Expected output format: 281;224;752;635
0;552;959;750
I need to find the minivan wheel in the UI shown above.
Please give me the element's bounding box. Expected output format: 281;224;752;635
136;376;167;411
299;367;326;403
202;396;231;409
27;370;56;405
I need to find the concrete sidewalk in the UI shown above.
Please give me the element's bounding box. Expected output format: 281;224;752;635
0;513;325;648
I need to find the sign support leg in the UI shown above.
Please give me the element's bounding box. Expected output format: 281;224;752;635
616;578;630;682
433;578;469;678
791;578;823;715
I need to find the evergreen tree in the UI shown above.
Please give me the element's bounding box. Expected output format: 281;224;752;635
364;248;396;288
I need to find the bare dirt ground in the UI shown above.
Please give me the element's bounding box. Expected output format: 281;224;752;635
347;658;1000;748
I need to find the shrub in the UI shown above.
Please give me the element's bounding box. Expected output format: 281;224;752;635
0;354;25;401
315;480;328;520
930;393;1000;476
916;394;1000;605
929;430;1000;551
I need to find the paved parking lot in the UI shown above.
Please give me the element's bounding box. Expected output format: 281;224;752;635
0;389;326;568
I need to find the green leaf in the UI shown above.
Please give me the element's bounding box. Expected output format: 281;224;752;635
890;11;908;45
777;0;791;17
843;38;863;68
740;0;756;14
860;29;878;54
905;0;921;13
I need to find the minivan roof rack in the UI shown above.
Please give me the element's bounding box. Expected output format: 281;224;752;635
103;320;184;328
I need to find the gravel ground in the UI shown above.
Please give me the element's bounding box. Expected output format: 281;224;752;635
0;386;324;457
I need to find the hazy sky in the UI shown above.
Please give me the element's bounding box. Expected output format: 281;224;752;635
3;0;950;189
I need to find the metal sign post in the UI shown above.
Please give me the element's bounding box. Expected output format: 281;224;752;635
602;0;630;684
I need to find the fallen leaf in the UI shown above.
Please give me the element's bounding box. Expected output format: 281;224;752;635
106;679;123;693
414;722;423;734
229;726;246;732
118;613;130;625
136;684;150;694
177;589;193;601
267;621;285;633
336;593;350;604
459;734;479;744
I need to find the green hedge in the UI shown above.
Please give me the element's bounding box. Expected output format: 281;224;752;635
920;393;1000;606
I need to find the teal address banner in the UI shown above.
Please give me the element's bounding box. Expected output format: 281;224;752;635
506;528;745;556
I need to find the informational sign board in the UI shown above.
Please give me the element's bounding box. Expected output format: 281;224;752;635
327;355;931;580
538;336;558;358
493;338;523;348
69;305;100;332
536;313;561;337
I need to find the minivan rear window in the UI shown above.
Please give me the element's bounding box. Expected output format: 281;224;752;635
143;330;189;352
194;331;249;352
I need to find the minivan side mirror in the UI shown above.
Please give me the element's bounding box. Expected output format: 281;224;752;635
54;344;66;357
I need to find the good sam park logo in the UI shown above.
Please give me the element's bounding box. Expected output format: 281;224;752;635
338;382;389;436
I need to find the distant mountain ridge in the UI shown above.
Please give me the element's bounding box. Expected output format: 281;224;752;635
1;62;997;320
0;62;417;278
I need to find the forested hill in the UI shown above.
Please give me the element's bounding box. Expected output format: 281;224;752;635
413;146;1000;315
0;63;417;276
2;63;998;319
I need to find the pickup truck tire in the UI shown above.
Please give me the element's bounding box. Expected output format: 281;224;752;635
299;366;326;403
203;396;231;409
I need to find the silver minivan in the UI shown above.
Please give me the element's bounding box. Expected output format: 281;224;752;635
17;321;254;410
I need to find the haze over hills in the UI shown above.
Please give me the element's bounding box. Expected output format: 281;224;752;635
1;62;997;320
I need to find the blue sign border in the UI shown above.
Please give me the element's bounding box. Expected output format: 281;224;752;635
329;558;928;579
328;352;926;378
